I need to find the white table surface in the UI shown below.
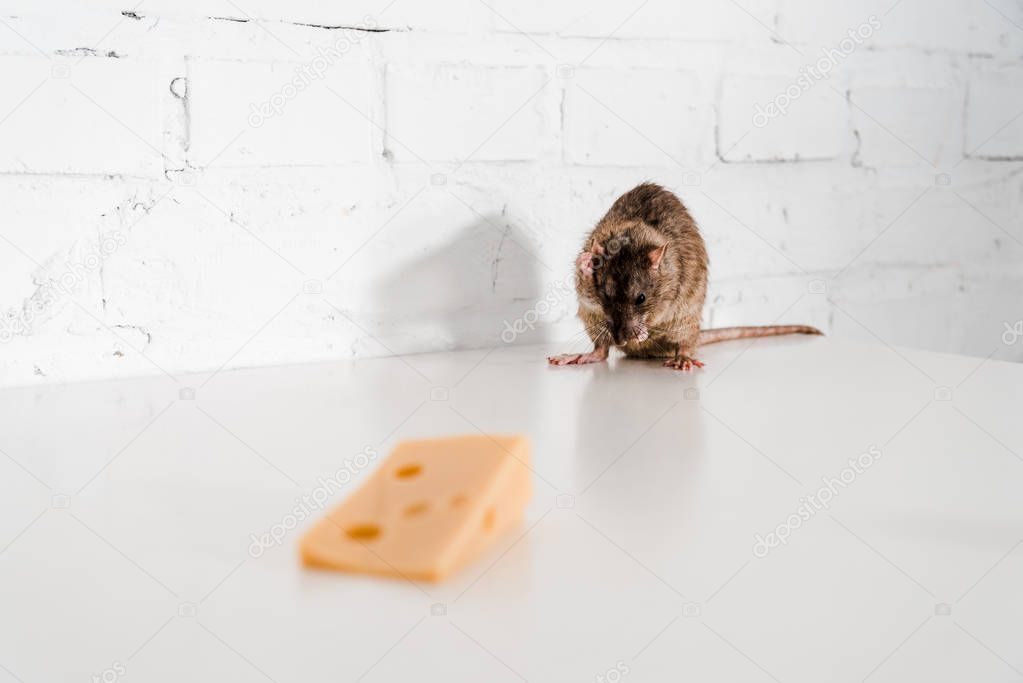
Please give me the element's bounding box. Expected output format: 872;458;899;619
1;336;1021;683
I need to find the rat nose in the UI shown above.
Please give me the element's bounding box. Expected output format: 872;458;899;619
611;317;649;345
611;320;636;345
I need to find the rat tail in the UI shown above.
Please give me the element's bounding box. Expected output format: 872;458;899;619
698;325;823;346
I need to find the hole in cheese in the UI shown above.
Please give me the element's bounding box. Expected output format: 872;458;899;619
404;501;430;517
345;523;381;541
395;463;422;479
482;507;496;531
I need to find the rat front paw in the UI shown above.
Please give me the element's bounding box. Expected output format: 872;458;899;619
663;355;705;372
548;351;607;366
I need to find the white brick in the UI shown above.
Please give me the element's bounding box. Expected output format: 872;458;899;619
0;176;142;322
691;179;870;276
487;0;777;42
0;56;165;176
842;51;961;90
0;177;168;385
0;11;324;63
852;86;964;167
385;64;550;163
860;186;1019;269
776;0;892;48
563;67;713;167
593;0;778;42
966;65;1023;160
481;0;629;37
778;0;1023;55
879;0;1023;54
0;0;376;28
189;166;386;279
188;57;374;167
719;73;851;161
830;263;1023;363
176;0;492;33
706;273;831;332
100;183;300;327
151;0;491;32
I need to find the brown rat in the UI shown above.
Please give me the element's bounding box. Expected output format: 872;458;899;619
548;183;821;371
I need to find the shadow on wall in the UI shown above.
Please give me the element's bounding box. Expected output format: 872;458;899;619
369;215;549;353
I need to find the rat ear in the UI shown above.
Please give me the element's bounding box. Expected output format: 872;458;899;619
576;250;595;275
577;242;605;275
648;243;668;270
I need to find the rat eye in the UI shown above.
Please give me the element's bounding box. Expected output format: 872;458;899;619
635;293;646;306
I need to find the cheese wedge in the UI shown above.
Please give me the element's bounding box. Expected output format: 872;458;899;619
300;434;532;581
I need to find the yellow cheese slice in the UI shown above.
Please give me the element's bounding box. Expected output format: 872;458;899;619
300;434;532;581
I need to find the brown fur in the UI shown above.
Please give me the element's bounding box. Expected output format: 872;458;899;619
550;183;821;370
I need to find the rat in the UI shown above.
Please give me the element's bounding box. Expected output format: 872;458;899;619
548;183;821;371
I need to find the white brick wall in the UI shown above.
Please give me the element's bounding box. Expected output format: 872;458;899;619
852;86;965;167
385;63;551;162
563;67;713;167
190;57;376;166
720;73;852;161
966;63;1023;160
0;57;166;176
0;1;1021;387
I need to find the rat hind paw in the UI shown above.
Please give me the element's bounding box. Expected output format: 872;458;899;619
663;355;705;372
548;351;607;366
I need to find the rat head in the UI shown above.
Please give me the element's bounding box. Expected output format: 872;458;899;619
577;235;669;345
